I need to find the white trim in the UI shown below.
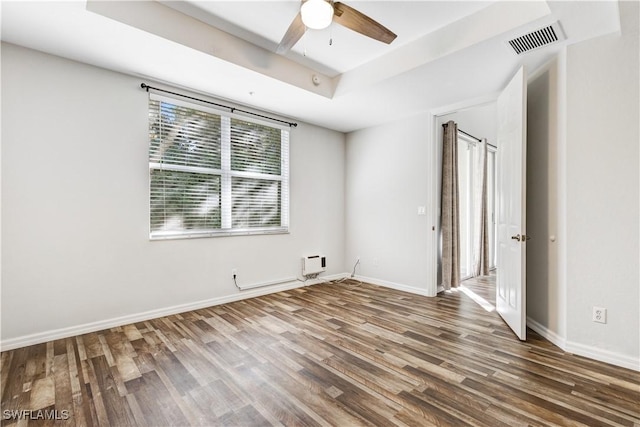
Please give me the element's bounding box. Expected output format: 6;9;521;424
526;316;566;349
564;341;640;372
280;130;290;228
427;113;438;298
221;115;232;229
430;92;500;117
429;94;500;298
354;275;431;297
4;272;637;373
556;48;568;343
527;316;639;372
0;273;347;352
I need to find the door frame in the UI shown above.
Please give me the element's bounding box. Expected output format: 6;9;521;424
428;93;500;296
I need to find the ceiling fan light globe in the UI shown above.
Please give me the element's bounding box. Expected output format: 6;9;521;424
301;0;334;30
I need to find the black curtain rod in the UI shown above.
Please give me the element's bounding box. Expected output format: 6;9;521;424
442;123;497;149
140;83;298;128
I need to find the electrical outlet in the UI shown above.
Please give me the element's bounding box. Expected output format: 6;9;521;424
593;306;607;324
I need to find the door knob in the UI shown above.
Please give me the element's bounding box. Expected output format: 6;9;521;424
511;234;521;241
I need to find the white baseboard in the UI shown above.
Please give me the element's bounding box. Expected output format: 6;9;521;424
0;273;348;352
564;340;640;372
527;316;639;372
353;275;432;297
5;274;637;372
526;316;566;349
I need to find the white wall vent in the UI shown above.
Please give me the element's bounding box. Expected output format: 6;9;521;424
302;255;326;276
507;22;566;55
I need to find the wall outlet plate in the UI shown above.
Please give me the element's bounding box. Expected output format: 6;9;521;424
593;306;607;324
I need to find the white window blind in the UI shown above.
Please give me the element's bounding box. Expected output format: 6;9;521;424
148;94;289;239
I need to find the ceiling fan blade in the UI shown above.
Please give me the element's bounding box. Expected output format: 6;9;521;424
277;12;306;54
333;2;397;44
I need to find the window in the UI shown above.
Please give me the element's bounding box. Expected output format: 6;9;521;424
148;94;289;239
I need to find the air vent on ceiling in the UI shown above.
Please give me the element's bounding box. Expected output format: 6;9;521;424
507;22;566;55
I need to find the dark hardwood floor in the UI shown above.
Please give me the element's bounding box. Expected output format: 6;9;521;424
2;276;639;426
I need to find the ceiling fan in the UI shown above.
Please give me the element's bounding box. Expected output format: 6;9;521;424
276;0;397;54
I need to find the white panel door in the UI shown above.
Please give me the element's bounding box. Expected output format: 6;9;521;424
496;66;527;340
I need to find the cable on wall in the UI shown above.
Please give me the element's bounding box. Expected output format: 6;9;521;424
140;83;298;128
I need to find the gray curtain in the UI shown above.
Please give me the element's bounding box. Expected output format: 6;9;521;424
441;121;460;290
473;139;490;277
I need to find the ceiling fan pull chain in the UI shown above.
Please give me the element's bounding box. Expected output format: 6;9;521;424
303;28;307;56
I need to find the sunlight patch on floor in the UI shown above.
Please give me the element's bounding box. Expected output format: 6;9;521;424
457;285;495;312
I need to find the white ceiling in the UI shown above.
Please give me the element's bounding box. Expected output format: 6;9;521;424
0;1;622;133
162;1;497;76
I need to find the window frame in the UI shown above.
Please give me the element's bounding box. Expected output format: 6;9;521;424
148;93;290;240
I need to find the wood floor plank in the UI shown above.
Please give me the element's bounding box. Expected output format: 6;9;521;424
253;345;368;426
2;276;639;426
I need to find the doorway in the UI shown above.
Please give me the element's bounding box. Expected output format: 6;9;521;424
432;67;528;340
457;130;497;280
433;102;498;293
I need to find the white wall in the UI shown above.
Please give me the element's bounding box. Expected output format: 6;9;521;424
1;43;346;345
345;115;433;294
2;1;639;371
564;0;639;368
357;3;638;369
509;4;639;369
